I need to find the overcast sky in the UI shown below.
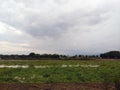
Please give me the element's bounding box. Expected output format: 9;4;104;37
0;0;120;55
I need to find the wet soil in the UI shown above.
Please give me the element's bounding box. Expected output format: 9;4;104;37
0;83;116;90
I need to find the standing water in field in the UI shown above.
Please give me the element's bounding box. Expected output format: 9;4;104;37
0;64;100;68
0;65;29;68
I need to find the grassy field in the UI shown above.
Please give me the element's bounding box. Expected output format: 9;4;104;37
0;60;120;83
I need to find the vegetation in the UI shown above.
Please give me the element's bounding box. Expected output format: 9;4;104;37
0;51;120;89
100;51;120;59
0;51;119;60
0;60;120;84
0;53;61;60
0;52;100;60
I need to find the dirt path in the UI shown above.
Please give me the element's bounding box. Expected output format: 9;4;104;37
0;83;116;90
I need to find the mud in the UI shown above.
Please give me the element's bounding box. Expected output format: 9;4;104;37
0;83;116;90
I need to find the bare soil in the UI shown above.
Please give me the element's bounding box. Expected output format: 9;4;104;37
0;83;116;90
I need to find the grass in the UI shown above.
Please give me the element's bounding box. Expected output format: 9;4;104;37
0;59;120;83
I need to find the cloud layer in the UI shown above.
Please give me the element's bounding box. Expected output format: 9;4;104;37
0;0;120;55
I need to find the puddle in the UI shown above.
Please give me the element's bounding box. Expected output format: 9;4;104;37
0;65;29;68
80;65;100;67
0;64;100;68
34;65;50;68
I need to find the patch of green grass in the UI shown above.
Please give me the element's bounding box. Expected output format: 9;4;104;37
0;60;120;83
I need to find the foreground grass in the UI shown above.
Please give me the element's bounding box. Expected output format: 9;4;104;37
0;60;120;83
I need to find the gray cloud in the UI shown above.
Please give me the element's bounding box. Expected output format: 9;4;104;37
0;0;109;37
0;0;120;55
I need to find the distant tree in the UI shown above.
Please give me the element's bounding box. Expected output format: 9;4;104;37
29;52;36;57
100;51;120;59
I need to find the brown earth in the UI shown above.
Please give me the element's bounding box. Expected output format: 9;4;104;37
0;83;116;90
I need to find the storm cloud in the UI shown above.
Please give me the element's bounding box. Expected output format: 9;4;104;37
0;0;120;55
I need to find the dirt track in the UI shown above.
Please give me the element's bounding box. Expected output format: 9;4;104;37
0;83;116;90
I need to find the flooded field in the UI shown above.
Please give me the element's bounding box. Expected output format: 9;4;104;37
0;60;119;84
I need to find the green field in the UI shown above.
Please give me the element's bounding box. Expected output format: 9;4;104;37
0;60;120;83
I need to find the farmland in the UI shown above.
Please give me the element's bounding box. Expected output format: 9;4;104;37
0;60;120;84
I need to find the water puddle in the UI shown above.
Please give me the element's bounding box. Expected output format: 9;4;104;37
0;65;29;68
0;64;100;68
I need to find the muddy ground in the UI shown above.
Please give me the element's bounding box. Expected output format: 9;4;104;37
0;83;116;90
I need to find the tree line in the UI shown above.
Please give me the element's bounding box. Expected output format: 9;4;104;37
0;51;120;60
100;51;120;59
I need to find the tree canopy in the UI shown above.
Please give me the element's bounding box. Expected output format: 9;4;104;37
100;51;120;59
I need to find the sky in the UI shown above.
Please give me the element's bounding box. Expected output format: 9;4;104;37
0;0;120;55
